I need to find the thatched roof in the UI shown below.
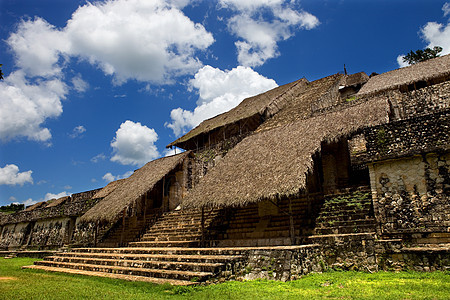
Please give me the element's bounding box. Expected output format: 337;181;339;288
257;74;344;132
80;152;191;224
344;72;369;87
358;54;450;96
167;78;309;149
45;196;70;208
92;178;126;199
182;96;389;209
24;201;47;212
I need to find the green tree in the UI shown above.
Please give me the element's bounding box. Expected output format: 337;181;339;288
0;203;24;214
403;46;443;65
0;64;3;80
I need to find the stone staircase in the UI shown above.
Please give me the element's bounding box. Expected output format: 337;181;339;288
23;208;239;285
129;208;221;248
310;188;377;237
215;193;323;247
98;214;158;247
23;247;244;285
306;188;379;269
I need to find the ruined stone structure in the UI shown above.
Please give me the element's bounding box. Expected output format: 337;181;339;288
2;55;449;284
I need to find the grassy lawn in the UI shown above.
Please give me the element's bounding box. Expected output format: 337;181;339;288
0;257;449;299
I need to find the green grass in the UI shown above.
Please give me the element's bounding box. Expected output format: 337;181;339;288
1;258;449;299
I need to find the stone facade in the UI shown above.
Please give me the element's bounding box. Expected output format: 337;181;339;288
368;154;449;233
0;190;99;250
365;110;449;234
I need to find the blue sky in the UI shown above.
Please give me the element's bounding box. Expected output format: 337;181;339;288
1;0;449;207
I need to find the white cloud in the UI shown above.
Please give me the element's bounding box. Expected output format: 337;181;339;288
0;71;67;142
44;191;70;201
91;153;106;163
2;0;214;143
69;125;86;138
219;0;319;66
7;17;68;78
102;173;115;183
23;198;37;207
111;120;160;166
163;147;185;157
8;196;18;204
0;164;33;186
71;74;89;93
102;171;133;183
17;191;70;208
396;55;410;68
398;5;450;67
421;22;450;55
443;2;450;17
7;0;214;85
166;65;277;136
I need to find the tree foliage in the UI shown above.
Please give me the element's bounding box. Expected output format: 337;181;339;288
0;203;24;214
403;46;443;65
0;64;3;80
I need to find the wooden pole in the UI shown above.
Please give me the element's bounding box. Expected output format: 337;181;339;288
289;198;295;245
201;207;205;247
120;209;126;246
162;176;166;212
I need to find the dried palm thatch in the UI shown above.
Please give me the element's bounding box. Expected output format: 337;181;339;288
344;72;369;87
24;201;47;212
182;96;389;209
258;74;344;132
80;152;191;224
167;78;309;148
358;54;450;96
45;196;70;208
92;178;126;199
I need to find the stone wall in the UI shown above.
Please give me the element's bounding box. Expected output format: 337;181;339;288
0;222;30;249
27;217;73;249
0;190;100;250
309;233;378;272
378;247;449;272
214;245;324;283
399;80;450;119
368;153;449;234
0;194;100;226
364;110;449;235
364;109;449;162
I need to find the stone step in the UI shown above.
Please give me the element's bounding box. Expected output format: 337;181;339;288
381;232;450;245
144;227;202;235
215;237;293;247
318;206;372;216
315;218;377;228
22;265;198;286
224;230;292;240
33;260;213;281
69;247;246;256
55;251;243;263
315;224;376;235
308;232;376;241
401;243;450;252
44;256;224;273
316;213;373;222
129;240;200;248
159;212;219;220
149;217;218;228
141;234;202;242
